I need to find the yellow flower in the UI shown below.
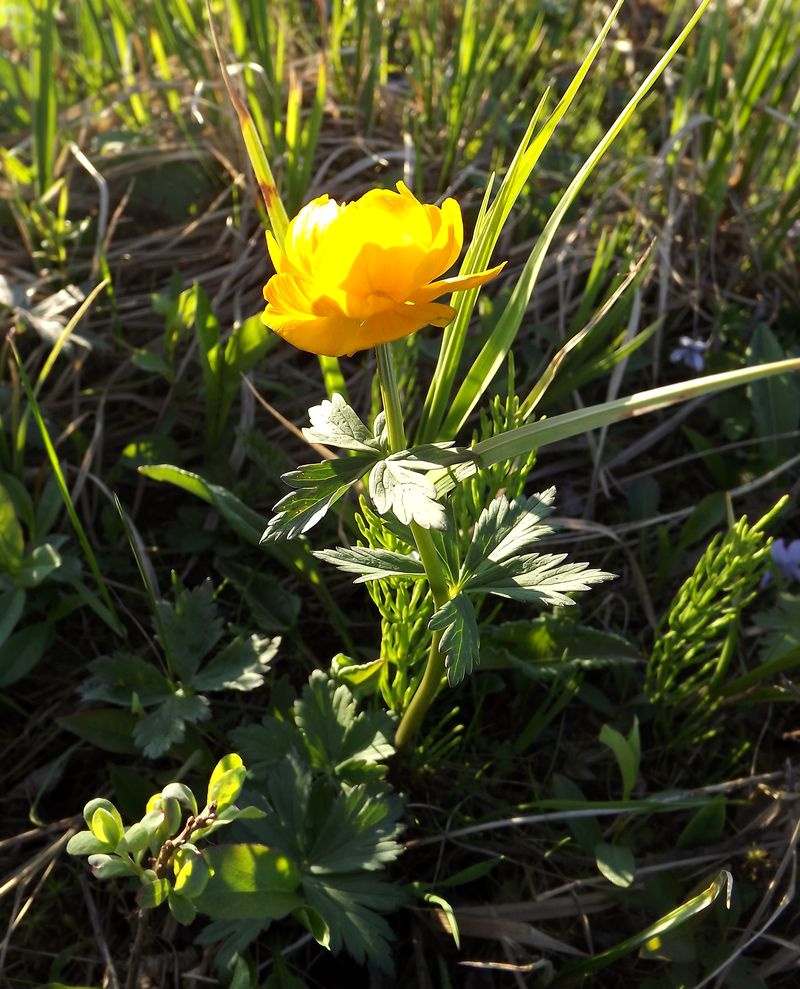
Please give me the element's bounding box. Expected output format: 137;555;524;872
261;182;504;357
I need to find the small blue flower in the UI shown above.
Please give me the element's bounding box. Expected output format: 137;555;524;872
670;336;709;372
772;538;800;581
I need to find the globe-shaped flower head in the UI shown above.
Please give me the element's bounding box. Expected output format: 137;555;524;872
262;182;504;357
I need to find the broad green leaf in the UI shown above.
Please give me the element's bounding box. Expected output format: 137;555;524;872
196;844;301;920
334;656;387;691
231;716;302;774
207;753;246;810
369;460;447;530
0;623;54;687
595;841;635;888
90;807;123;847
429;594;481;686
305;784;405;874
116;810;166;856
168;890;198;925
676;796;727;850
83;800;124;833
137;877;171;909
174;848;212;898
301;872;403;973
0;588;25;648
66;830;111;856
313;546;425;584
303;394;382;453
0;480;25;572
81;654;172;707
155;579;222;682
599;718;641;801
160;782;198;816
13;542;61;588
88;854;137;880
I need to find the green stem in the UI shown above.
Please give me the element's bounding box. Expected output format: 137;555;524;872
375;344;450;751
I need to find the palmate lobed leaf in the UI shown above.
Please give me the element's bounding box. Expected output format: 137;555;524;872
313;546;425;583
81;653;172;706
262;454;377;542
293;670;395;779
133;691;211;759
301;871;404;973
369;460;447;530
462;488;557;574
302;393;383;453
155;579;223;682
468;554;615;607
191;633;280;692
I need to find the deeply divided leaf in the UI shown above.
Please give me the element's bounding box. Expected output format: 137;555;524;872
429;594;481;686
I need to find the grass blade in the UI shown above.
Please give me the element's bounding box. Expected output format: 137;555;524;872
11;342;123;635
439;0;715;439
555;871;732;982
418;1;624;442
31;0;57;197
433;358;800;496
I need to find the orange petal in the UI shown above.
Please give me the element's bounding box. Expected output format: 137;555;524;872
355;300;456;351
410;261;506;305
261;308;362;358
262;272;314;313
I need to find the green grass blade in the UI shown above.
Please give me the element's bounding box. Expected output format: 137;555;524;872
519;243;654;418
418;0;624;442
204;0;288;244
31;0;57;197
433;358;800;497
11;343;123;635
439;0;714;439
555;871;732;982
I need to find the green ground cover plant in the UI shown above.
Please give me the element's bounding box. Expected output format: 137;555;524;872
1;1;799;986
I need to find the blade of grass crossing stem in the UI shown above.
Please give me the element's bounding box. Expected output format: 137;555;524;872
11;344;123;635
205;0;345;397
439;0;715;439
433;359;800;498
418;1;623;441
204;0;288;242
31;0;57;197
556;872;732;982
